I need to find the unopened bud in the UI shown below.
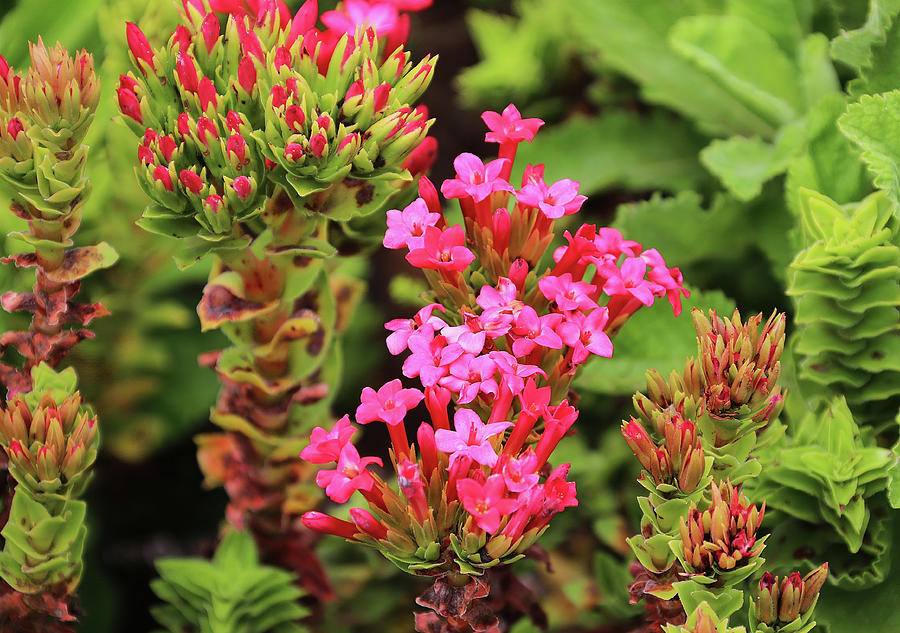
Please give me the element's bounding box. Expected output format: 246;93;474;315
799;563;828;614
153;165;173;191
198;77;218;113
238;57;257;95
126;22;156;73
201;13;220;53
778;573;803;622
284;142;304;162
309;132;327;159
180;169;204;195
756;572;779;625
285;104;305;132
232;176;252;200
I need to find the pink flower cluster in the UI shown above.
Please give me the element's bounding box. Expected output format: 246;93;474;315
382;105;688;402
301;375;577;540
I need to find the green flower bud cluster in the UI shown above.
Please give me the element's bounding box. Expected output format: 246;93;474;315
0;364;97;600
151;530;308;633
788;188;900;419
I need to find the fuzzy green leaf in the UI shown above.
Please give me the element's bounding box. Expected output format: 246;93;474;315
839;90;900;202
830;0;900;69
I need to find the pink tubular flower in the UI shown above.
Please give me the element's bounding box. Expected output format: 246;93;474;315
384;198;441;250
321;0;399;36
601;257;657;306
509;307;563;357
356;379;424;427
516;178;587;219
384;303;446;355
406;225;475;273
435;408;512;467
488;351;545;395
497;450;539;493
315;443;382;503
457;475;519;533
482;104;543;145
440;153;513;203
440;354;499;404
300;415;356;463
538;274;598;313
558;307;613;364
402;331;462;387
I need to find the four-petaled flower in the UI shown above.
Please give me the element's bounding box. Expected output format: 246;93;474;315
356;379;424;426
300;414;356;463
457;474;519;533
538;274;598;312
406;225;475;272
440;153;513;202
384;198;441;250
435;409;512;467
481;104;544;145
517;177;587;219
315;443;383;503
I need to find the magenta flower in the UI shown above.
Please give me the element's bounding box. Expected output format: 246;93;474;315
558;307;613;364
315;443;382;503
538;273;598;312
595;227;641;258
384;303;446;355
406;225;475;273
440;153;513;203
601;257;657;306
498;450;539;493
488;351;546;395
300;414;356;463
435;409;512;467
457;474;519;533
482;104;544;145
517;178;587;219
383;198;441;250
476;277;521;315
403;331;464;387
440;323;487;355
356;379;424;427
541;463;578;515
440;354;499;404
321;0;399;36
509;306;563;357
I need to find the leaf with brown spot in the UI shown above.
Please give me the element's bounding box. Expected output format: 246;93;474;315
197;285;279;331
43;242;118;284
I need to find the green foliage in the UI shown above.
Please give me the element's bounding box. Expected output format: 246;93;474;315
787;189;900;415
840;90;900;204
151;531;309;633
753;397;895;557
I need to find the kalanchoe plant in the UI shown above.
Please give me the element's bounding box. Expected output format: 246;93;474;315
0;39;114;631
301;105;687;633
751;565;828;633
118;0;435;600
622;309;827;633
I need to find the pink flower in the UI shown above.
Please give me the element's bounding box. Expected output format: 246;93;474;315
509;307;563;357
482;104;544;145
315;443;382;503
384;198;441;250
535;401;578;468
488;351;545;395
439;354;499;404
601;257;657;306
384;303;446;355
440;153;513;203
538;274;598;312
300;415;356;463
457;475;519;533
403;331;463;387
435;409;512;467
356;379;424;426
406;225;475;273
595;228;641;259
440;323;487;355
476;277;521;314
498;450;539;493
558;308;613;364
517;178;587;219
322;0;399;36
541;463;578;516
380;0;432;10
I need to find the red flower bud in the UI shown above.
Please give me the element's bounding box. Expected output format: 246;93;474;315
373;83;391;113
6;118;24;140
237;17;264;61
285;104;305;131
118;74;138;93
177;112;192;137
273;46;292;71
345;80;364;101
198;77;218;112
302;511;357;539
205;194;223;212
287;0;318;48
172;25;191;52
316;114;331;132
142;128;158;146
179;169;203;194
176;52;199;93
138;145;154;165
284;142;304;161
8;439;23;457
226;110;243;133
196;117;217;146
153;165;173;190
126;22;156;72
265;157;276;170
117;88;142;123
158;136;177;162
226;134;247;164
337;133;359;153
309;132;327;158
238;57;257;94
349;508;388;540
232;176;252;200
0;54;9;82
269;85;287;109
201;13;220;53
